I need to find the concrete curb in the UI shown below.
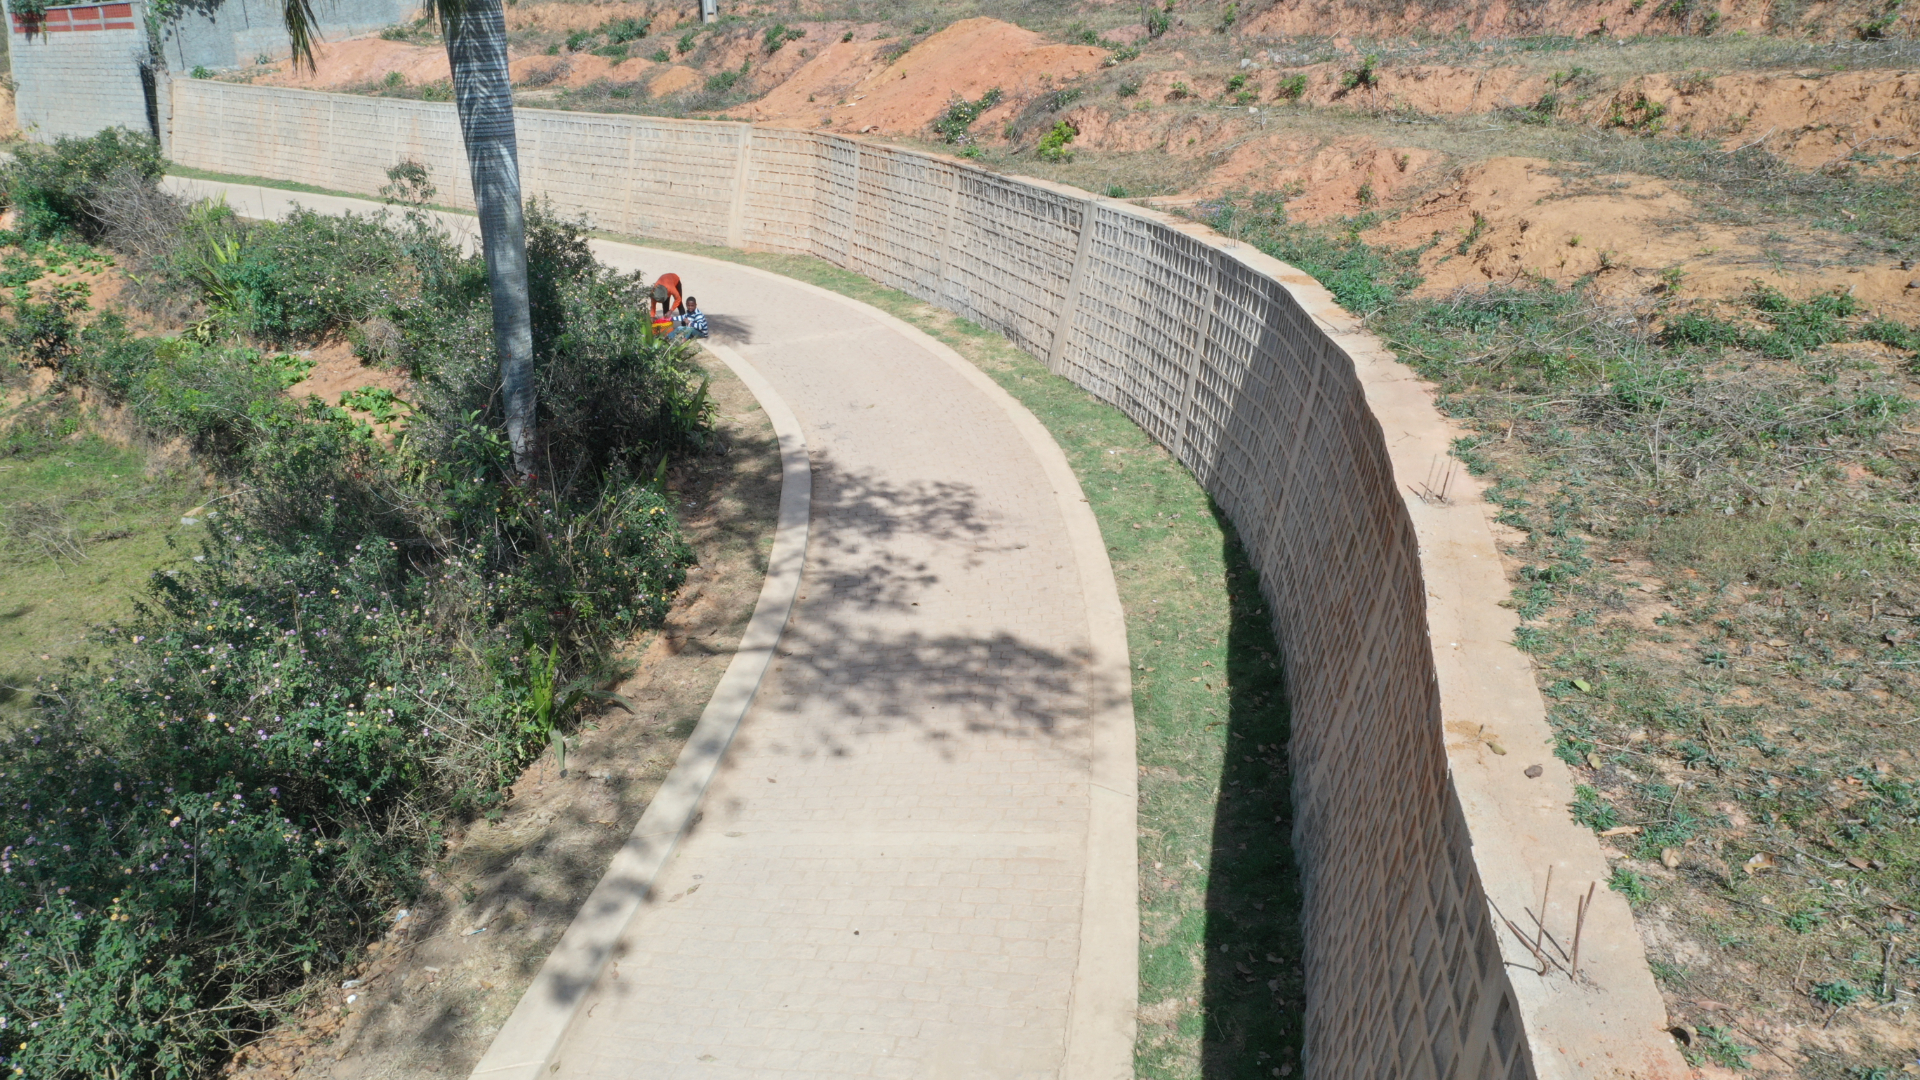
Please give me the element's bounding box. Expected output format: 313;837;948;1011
467;341;812;1080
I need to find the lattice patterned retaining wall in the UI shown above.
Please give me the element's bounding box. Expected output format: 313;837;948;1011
168;79;1686;1080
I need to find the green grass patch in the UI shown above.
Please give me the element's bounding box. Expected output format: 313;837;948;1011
0;411;204;723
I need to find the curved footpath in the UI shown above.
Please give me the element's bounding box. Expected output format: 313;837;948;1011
167;179;1138;1080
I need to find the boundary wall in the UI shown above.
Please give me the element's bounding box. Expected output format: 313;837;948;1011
5;0;153;140
168;79;1686;1080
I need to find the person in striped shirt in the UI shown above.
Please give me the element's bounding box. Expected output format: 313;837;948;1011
675;296;709;340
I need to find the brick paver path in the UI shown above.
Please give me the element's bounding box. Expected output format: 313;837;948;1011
552;247;1107;1080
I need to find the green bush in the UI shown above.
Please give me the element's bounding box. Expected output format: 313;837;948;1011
762;22;803;52
600;15;650;42
1;127;168;241
211;207;408;345
1;198;706;1077
931;87;1003;144
1035;120;1077;163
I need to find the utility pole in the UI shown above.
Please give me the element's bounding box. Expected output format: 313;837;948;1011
700;0;715;23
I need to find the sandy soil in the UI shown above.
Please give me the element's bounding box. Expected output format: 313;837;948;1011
1363;156;1920;312
1240;0;1918;42
225;348;784;1079
741;16;1108;135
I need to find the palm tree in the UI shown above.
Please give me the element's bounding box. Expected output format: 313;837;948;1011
278;0;538;478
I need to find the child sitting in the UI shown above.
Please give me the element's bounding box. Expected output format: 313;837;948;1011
675;296;710;340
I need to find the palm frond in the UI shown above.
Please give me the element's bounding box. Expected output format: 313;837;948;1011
281;0;322;71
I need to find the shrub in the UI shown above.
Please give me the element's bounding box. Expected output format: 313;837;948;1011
213;207;409;345
0;198;707;1076
1034;120;1078;163
704;61;749;95
600;15;650;42
1;128;168;241
1276;73;1308;100
1339;54;1380;92
931;88;1003;144
763;22;804;53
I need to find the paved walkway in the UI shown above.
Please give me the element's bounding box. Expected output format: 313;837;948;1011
558;245;1127;1080
163;178;1133;1080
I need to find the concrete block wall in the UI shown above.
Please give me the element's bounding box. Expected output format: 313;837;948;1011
5;1;151;140
167;79;1688;1080
157;0;414;72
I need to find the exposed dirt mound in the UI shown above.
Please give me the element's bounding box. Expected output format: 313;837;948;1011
1363;156;1920;312
1596;68;1920;166
1242;0;1916;42
742;17;1108;136
1130;60;1917;168
253;37;451;89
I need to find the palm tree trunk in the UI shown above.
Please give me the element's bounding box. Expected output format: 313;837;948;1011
442;0;537;478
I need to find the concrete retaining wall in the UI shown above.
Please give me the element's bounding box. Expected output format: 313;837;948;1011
157;0;415;72
5;0;152;140
167;79;1686;1080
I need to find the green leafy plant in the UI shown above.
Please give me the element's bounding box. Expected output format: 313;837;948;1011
762;22;804;53
339;385;408;423
1812;980;1861;1007
565;29;592;51
1;127;168;241
1117;78;1141;97
1608;865;1651;905
705;60;749;94
600;16;650;43
1456;211;1487;255
1573;784;1622;830
1607;91;1667;133
931;87;1004;144
677;28;698;54
1034;120;1078;163
520;637;635;777
650;47;670;62
1276;73;1308;100
1167;81;1192;100
1684;1027;1753;1070
1146;8;1170;36
1339;54;1380;92
0;195;708;1077
1857;0;1902;37
190;64;213;78
1225;72;1248;92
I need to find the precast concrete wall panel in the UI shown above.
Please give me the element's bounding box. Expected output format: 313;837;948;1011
168;82;1687;1080
743;129;822;254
